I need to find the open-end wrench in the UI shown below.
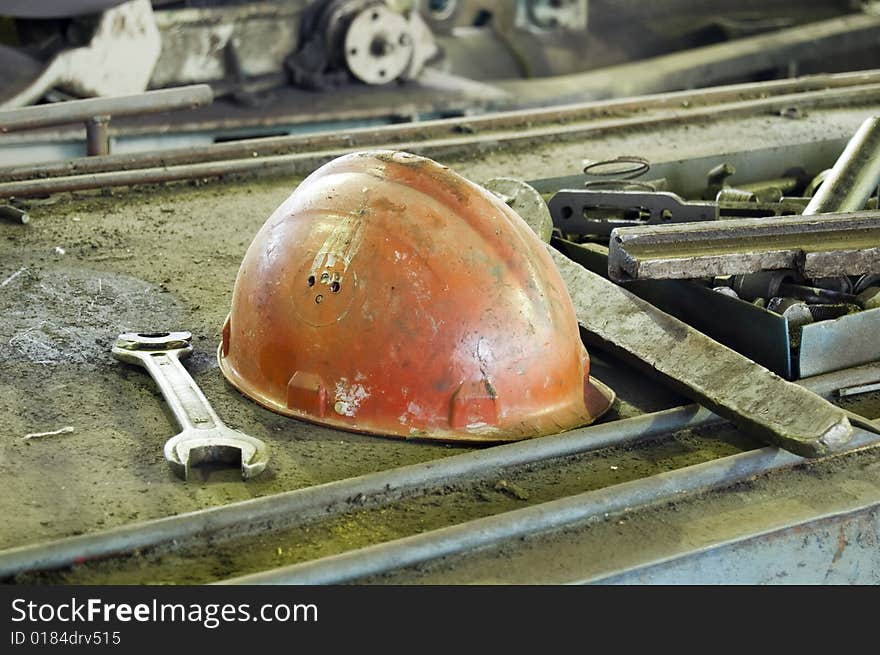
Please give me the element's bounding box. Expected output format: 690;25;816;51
112;331;269;480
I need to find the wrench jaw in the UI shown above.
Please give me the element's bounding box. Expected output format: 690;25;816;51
163;430;270;481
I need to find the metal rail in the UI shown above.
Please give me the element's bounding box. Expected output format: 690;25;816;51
220;427;880;585
0;362;876;580
4;82;880;198
2;70;878;183
606;210;880;282
0;85;213;156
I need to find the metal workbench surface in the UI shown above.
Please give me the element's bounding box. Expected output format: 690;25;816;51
1;82;879;583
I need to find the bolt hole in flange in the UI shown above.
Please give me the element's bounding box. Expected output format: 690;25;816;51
330;281;341;293
315;294;324;304
307;275;315;287
561;206;573;219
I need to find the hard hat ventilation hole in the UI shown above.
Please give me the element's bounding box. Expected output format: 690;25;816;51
307;275;315;287
330;281;341;293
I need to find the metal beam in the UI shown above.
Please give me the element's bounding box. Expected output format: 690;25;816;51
0;85;214;134
607;211;880;282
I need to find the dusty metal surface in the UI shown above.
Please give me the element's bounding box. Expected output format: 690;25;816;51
607;211;880;282
1;85;879;584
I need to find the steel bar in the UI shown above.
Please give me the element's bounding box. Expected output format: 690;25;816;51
606;211;880;282
552;248;853;456
496;13;880;105
219;426;880;585
4;84;880;198
0;406;716;579
0;85;213;134
804;116;880;215
0;362;870;580
2;70;875;183
838;381;880;397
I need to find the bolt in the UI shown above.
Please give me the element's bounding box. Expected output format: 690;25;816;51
808;304;860;322
712;286;739;299
767;297;813;329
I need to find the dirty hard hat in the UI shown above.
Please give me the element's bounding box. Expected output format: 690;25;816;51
219;151;615;441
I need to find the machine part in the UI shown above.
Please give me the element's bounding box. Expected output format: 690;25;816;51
805;168;831;197
148;2;301;90
2;358;875;581
483;176;553;243
112;331;268;480
287;0;438;89
0;204;28;224
560;237;879;380
766;298;814;329
0;0;161;109
731;270;797;302
550;247;852;456
855;273;880;293
84;115;110;157
582;156;650;179
606;211;880;282
778;282;865;308
808;304;860;322
715;187;756;203
496;12;880;105
811;276;854;293
803;116;880;215
713;286;739;299
219;151;614;442
549;189;718;237
515;0;589;33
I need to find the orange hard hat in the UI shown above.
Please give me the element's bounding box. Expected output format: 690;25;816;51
218;151;614;441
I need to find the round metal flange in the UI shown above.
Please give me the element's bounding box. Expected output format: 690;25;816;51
344;5;413;84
